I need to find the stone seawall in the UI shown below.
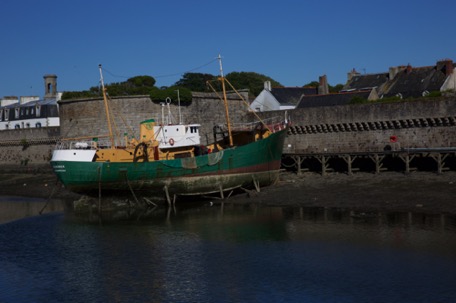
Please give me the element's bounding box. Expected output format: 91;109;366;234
1;94;456;171
0;91;251;169
58;91;251;145
0;127;59;168
280;98;456;154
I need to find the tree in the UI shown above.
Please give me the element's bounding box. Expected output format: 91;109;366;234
329;84;344;93
126;75;156;88
175;73;215;92
149;86;192;104
62;71;284;100
105;75;156;96
225;72;282;96
302;81;345;93
303;81;319;87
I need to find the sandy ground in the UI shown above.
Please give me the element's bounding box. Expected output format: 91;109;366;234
0;171;455;214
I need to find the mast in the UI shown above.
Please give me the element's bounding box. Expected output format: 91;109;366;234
217;54;234;147
98;64;115;148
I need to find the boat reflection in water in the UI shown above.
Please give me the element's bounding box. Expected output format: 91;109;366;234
1;199;456;303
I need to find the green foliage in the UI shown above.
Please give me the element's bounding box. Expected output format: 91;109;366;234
175;73;215;92
61;70;284;101
425;90;442;98
378;96;402;103
330;84;344;93
302;81;344;93
62;75;157;100
225;72;282;96
173;71;283;96
303;81;319;87
150;86;192;104
20;138;29;151
127;75;156;88
62;90;99;100
349;96;368;104
105;75;156;96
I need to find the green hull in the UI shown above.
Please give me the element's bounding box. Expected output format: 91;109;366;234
51;129;287;197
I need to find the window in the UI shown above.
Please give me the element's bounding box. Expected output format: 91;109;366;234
36;122;42;128
0;109;3;121
4;109;9;121
15;108;19;119
36;105;41;117
26;123;30;128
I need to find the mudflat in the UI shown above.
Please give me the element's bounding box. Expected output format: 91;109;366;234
0;171;455;214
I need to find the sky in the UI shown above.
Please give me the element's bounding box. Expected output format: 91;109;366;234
1;0;455;98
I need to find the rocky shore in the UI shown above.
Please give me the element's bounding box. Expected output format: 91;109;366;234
0;171;455;214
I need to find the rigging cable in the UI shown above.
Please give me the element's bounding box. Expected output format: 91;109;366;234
101;58;218;80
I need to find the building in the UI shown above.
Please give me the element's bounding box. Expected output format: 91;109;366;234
250;80;323;112
252;59;456;112
0;74;60;130
343;59;456;99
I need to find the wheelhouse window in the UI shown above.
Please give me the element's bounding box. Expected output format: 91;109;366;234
4;109;9;121
36;105;41;117
15;108;19;119
0;109;3;121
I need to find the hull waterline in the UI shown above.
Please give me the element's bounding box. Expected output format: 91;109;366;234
51;128;287;198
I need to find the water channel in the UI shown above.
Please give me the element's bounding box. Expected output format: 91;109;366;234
1;196;455;302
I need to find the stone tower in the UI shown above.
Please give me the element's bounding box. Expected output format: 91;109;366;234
43;74;58;100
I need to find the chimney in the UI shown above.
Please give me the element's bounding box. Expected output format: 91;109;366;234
347;68;360;81
406;64;412;74
444;59;454;76
389;66;399;79
264;81;271;91
318;75;329;95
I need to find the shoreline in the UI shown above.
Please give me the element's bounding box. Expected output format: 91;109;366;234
0;171;455;214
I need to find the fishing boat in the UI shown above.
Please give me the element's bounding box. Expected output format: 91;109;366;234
50;56;288;203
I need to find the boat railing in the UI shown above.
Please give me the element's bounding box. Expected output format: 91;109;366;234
54;137;115;150
230;116;286;132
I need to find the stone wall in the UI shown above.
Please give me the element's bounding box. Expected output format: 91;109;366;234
281;98;456;154
58;91;250;145
1;93;456;170
0;127;59;167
